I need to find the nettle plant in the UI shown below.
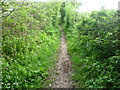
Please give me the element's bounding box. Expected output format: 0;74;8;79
63;5;120;88
2;2;61;88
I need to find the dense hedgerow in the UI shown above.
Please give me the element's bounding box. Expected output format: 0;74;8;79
1;1;120;88
64;8;120;88
1;2;61;88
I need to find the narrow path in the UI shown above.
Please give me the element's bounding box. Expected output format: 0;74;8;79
52;27;72;88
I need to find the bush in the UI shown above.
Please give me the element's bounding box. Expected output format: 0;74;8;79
64;8;120;88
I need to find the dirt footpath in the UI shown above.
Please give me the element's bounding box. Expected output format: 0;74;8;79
51;27;72;88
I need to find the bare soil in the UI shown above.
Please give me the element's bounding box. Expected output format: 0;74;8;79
49;27;72;88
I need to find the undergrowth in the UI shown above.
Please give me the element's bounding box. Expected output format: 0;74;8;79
62;2;120;88
1;2;61;88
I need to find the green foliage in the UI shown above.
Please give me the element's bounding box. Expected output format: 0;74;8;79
2;1;120;88
64;7;120;88
2;2;61;88
59;2;66;24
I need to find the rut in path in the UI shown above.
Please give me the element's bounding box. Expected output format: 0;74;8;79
52;27;72;88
